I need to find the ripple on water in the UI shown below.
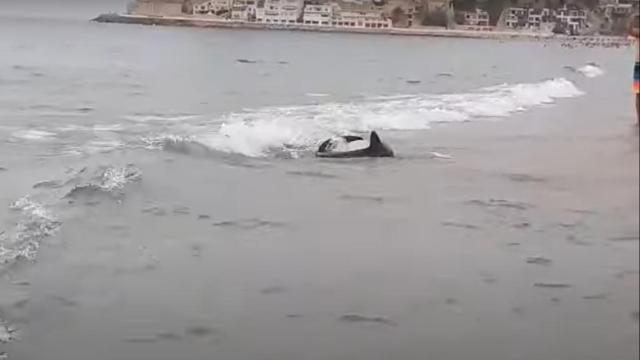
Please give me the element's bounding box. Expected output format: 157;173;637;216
340;194;386;203
525;256;552;265
339;314;397;327
212;218;286;230
504;173;548;183
441;221;482;230
286;170;339;179
533;282;571;289
260;286;287;295
465;199;534;211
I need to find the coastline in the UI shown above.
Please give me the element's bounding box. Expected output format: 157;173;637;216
91;13;574;41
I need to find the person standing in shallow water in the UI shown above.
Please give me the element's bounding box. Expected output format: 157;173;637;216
630;14;639;125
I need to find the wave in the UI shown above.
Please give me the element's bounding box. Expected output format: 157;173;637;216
11;129;56;141
142;134;218;157
178;78;582;157
0;196;61;272
93;124;125;132
124;113;201;122
1;165;141;273
576;64;604;78
0;318;20;344
82;140;126;154
63;164;142;199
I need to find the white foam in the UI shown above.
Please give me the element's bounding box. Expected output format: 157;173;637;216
83;140;125;154
57;124;89;132
11;129;56;141
577;64;604;78
1;196;61;266
164;78;584;157
93;123;125;132
141;134;195;150
124;113;200;122
98;165;142;191
0;319;19;344
430;152;453;160
305;93;331;97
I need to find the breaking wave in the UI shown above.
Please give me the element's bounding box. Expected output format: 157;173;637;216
576;64;604;78
0;165;141;273
0;196;61;272
64;164;142;199
11;129;57;141
124;113;201;122
0;318;20;344
171;78;582;157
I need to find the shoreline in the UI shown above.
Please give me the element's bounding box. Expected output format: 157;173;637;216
91;13;631;42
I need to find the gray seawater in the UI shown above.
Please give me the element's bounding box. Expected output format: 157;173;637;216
1;11;638;360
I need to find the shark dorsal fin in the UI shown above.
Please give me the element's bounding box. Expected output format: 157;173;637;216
369;131;382;149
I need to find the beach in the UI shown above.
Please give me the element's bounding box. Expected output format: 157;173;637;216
0;11;638;360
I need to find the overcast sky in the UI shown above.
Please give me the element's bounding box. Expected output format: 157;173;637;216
1;0;130;19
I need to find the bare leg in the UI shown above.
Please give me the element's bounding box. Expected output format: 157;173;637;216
636;94;639;125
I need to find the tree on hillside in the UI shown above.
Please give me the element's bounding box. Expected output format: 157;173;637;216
422;9;448;26
484;0;504;25
391;6;408;26
454;10;467;24
580;0;599;9
453;0;477;12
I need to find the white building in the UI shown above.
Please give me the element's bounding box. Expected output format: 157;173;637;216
526;8;551;28
463;9;489;26
193;0;232;15
333;11;391;28
600;0;635;16
230;0;257;20
505;7;526;28
256;0;304;24
302;4;334;26
555;6;587;33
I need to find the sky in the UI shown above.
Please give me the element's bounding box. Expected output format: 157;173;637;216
0;0;130;19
